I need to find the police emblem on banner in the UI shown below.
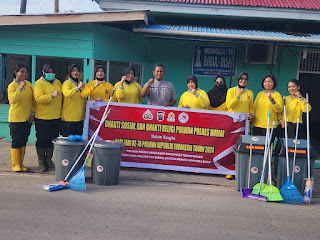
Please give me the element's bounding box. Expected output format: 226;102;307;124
143;109;153;120
157;111;165;122
167;112;175;122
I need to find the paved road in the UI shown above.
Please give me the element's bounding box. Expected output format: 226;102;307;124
1;141;320;239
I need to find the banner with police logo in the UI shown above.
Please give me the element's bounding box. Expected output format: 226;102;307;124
84;101;248;175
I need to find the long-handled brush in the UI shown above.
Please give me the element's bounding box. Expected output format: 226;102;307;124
280;96;305;204
291;118;299;182
240;141;253;198
304;93;314;204
261;143;283;201
247;110;271;202
68;89;115;191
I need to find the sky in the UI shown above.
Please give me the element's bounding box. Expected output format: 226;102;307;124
0;0;102;15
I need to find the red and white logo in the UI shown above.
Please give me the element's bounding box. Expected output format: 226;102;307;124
294;165;300;173
62;159;69;167
178;112;189;123
252;137;259;142
293;140;301;145
251;167;258;174
97;165;103;173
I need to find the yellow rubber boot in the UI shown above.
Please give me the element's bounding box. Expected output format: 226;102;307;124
226;175;234;180
11;148;22;172
20;146;28;172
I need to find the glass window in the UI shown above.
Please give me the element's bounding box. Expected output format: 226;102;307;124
36;56;83;84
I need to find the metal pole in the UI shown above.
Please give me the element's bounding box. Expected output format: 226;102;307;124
229;43;236;88
54;0;59;13
20;0;27;14
270;43;276;74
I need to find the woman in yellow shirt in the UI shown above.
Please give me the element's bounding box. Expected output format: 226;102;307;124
61;64;86;137
279;79;311;139
177;75;209;109
34;64;62;172
207;75;228;111
114;67;142;104
81;65;116;102
252;74;283;139
8;64;35;172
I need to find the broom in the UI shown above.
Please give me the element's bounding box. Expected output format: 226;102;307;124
240;141;253;198
291;118;299;182
247;110;271;202
280;96;305;204
42;89;114;192
304;93;314;204
261;142;283;201
68;89;115;191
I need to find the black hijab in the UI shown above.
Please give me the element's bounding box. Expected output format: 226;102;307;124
207;75;228;108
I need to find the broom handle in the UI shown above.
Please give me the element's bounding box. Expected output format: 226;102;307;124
87;88;115;154
267;122;275;185
248;141;252;188
64;89;115;182
268;143;274;185
306;93;311;180
258;110;271;194
292;118;299;181
284;96;290;177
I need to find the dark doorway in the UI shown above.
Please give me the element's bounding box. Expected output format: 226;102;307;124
299;73;320;160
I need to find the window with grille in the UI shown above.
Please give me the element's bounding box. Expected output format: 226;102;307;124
299;51;320;73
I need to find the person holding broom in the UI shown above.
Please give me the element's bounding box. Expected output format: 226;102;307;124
279;79;311;139
225;72;255;180
60;64;86;137
34;64;62;172
8;64;35;172
81;65;117;102
114;67;142;104
252;74;283;141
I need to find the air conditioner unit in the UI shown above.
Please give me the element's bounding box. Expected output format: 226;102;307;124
245;44;277;64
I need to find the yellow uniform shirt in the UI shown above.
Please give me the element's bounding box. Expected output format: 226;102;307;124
81;80;116;102
34;77;62;120
177;89;210;109
207;102;227;111
281;96;311;124
225;86;254;114
114;81;142;104
8;79;35;123
252;90;283;128
61;78;86;122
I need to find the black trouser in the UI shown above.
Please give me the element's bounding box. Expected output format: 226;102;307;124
35;118;60;149
278;122;306;139
9;121;32;148
60;120;84;137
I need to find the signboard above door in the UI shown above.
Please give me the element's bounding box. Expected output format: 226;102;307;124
192;46;237;77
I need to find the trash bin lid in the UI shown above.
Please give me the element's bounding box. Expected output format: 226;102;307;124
236;135;267;154
52;137;87;146
93;140;125;149
276;138;316;158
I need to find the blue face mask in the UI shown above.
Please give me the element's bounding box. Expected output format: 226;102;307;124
44;73;55;81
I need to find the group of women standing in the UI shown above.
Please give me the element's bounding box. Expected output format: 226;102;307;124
8;63;311;174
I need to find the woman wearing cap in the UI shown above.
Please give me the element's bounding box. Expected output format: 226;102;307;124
81;65;116;102
252;74;283;139
207;75;228;111
178;75;210;109
8;64;35;172
61;64;86;137
225;72;254;180
114;67;142;104
279;79;311;139
33;64;62;172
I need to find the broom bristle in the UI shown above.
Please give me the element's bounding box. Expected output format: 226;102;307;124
280;177;304;204
68;166;86;191
252;182;267;195
261;185;283;202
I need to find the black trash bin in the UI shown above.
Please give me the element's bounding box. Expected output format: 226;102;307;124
92;140;125;186
275;138;316;194
235;135;269;191
52;137;87;182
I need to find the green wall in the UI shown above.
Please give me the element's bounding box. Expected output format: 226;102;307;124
0;23;94;58
142;38;305;102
